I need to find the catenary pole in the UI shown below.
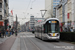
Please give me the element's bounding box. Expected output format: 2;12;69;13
16;15;17;35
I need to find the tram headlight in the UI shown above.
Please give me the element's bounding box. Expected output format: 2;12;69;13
56;34;59;36
49;34;52;36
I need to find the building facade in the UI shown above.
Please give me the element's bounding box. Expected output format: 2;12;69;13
8;13;13;28
29;16;44;31
45;0;52;18
56;1;62;23
67;0;75;31
56;0;75;32
13;21;20;32
29;16;35;31
53;0;60;17
45;0;60;18
25;21;29;31
17;23;20;32
0;0;9;20
0;0;9;31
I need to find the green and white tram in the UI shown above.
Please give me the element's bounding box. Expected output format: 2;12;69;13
35;18;60;41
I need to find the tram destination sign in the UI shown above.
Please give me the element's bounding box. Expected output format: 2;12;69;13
49;21;57;23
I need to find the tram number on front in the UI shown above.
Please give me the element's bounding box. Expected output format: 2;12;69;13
53;33;55;36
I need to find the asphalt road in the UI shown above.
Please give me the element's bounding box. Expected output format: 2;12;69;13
19;32;75;50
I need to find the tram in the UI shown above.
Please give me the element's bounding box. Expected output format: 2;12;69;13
35;18;60;41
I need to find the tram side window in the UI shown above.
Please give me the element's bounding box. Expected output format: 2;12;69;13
35;27;37;32
38;27;42;33
37;27;39;33
44;25;48;33
38;27;40;32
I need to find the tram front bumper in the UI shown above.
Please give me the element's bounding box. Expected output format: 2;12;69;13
47;36;60;40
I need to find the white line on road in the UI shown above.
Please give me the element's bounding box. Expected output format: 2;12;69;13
27;37;41;50
23;37;28;50
21;33;41;50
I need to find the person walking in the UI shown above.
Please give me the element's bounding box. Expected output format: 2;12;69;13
15;30;17;36
1;29;5;38
70;27;73;32
11;29;14;35
0;31;1;37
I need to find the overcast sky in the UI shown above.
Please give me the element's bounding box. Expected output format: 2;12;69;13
9;0;45;25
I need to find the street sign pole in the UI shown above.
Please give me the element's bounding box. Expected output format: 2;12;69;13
16;15;17;36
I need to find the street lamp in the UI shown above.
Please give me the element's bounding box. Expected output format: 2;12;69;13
40;10;47;19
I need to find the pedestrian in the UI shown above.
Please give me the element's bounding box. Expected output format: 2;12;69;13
70;27;73;32
65;28;67;32
15;30;17;36
0;31;1;37
8;31;10;37
6;29;8;37
1;29;5;38
12;30;14;35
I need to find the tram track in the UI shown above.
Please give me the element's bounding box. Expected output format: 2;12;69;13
22;33;63;50
23;38;28;50
23;33;41;50
20;32;75;50
29;36;74;50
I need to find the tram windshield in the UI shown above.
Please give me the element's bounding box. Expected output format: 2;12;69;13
44;20;59;33
48;23;59;33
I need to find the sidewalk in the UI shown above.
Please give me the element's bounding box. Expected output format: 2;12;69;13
0;35;16;50
11;33;20;50
0;37;9;44
11;35;20;50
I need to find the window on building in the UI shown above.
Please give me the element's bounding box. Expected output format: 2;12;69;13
0;3;2;12
0;3;2;8
0;15;2;20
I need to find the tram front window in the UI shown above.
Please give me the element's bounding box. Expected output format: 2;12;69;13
44;20;59;33
48;23;59;33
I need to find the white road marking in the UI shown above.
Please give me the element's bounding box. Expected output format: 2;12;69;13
20;32;41;50
26;36;41;50
28;39;41;50
20;35;34;38
23;37;28;50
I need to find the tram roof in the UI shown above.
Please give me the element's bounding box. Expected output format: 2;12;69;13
35;18;59;26
45;18;59;22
